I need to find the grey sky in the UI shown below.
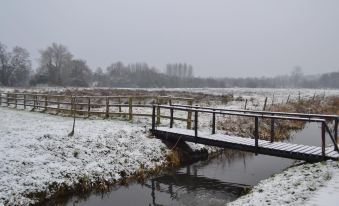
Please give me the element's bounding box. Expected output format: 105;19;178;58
1;0;339;77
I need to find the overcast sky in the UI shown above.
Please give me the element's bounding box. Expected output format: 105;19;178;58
1;0;339;77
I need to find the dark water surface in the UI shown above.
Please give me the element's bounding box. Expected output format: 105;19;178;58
65;123;323;206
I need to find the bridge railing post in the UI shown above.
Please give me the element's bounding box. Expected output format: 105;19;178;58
254;116;259;148
322;121;326;158
212;110;216;134
152;105;156;131
194;110;198;138
187;100;192;129
335;117;338;145
170;108;174;128
270;118;275;143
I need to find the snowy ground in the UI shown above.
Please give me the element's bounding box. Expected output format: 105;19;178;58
0;107;170;205
228;160;339;206
1;87;339;205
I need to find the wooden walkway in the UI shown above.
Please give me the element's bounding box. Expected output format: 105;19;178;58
153;127;339;161
150;104;339;162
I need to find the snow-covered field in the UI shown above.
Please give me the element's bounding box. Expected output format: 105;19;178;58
1;87;339;206
228;160;339;206
0;107;170;205
2;87;339;111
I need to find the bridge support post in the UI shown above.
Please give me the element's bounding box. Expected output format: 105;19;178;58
254;116;259;149
170;108;174;128
194;110;198;138
212;111;216;134
322;122;326;158
270;118;275;143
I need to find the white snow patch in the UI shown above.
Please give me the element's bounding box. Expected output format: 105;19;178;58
0;107;169;205
228;161;339;206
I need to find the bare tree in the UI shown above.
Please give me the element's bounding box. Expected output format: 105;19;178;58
0;42;31;86
9;46;32;86
38;43;73;85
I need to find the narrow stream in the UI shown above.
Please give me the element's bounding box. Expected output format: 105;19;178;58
64;123;324;206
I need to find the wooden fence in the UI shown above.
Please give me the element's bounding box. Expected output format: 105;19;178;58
0;92;194;128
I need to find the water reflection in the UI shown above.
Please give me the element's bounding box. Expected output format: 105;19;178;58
63;123;321;206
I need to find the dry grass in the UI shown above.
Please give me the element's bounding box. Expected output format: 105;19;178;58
218;96;339;141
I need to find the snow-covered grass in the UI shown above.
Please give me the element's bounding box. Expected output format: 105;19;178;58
1;87;339;205
227;160;339;206
0;107;170;205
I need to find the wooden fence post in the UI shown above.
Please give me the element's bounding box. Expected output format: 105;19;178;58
254;116;259;148
87;97;90;118
5;93;8;106
212;110;216;134
298;91;301;102
23;94;26;109
263;97;267;111
334;118;338;145
129;97;133;121
321;122;326;158
194;110;198;138
244;99;248;110
56;96;60;114
187;99;192;129
0;93;2;106
105;97;109;119
44;95;48;111
33;95;37;110
152;105;156;131
270;118;275;143
156;97;161;125
14;94;17;108
69;96;73;117
170;108;174;128
118;97;122;116
286;94;290;104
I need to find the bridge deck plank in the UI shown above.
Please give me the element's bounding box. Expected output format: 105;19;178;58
154;127;339;160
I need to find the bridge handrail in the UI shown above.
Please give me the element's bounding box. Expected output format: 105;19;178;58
157;105;328;123
151;104;339;157
171;104;339;120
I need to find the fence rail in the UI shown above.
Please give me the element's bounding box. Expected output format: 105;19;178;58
0;92;194;127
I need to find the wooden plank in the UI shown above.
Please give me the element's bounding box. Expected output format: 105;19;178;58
281;144;303;152
304;147;322;155
298;146;319;154
289;145;308;153
292;145;312;153
259;142;277;148
225;136;254;146
309;148;324;155
265;142;290;150
273;144;295;151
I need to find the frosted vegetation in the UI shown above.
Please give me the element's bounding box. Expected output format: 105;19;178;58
0;87;338;205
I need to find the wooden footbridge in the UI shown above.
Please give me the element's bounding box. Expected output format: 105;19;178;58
150;105;339;162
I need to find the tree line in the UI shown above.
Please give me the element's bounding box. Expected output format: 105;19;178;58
1;41;339;88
